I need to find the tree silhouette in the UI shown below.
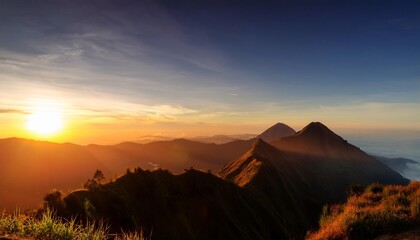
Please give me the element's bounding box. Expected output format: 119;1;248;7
84;169;105;190
93;169;105;184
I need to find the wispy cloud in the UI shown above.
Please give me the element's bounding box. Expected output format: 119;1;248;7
0;0;233;112
0;108;28;115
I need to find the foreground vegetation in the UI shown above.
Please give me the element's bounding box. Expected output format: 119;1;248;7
308;182;420;240
0;210;144;240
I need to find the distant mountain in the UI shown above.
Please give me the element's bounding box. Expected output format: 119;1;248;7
87;138;255;174
375;156;419;173
189;134;257;144
257;122;296;142
0;137;255;210
57;168;289;240
375;156;420;180
0;138;103;211
135;135;174;144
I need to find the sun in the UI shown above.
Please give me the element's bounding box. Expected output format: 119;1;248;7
26;101;64;136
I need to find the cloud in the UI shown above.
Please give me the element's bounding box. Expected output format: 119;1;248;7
0;0;235;114
403;162;420;180
0;108;28;115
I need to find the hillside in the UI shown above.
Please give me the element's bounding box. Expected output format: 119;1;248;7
54;168;290;240
307;182;420;240
219;139;320;235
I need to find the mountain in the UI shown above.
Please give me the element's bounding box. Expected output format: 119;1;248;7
270;122;351;156
219;122;409;236
269;122;409;202
0;137;255;211
0;138;103;211
87;138;255;174
375;156;420;179
57;168;289;240
135;135;174;144
257;122;296;142
219;139;320;236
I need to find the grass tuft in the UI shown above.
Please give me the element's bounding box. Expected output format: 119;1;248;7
0;209;145;239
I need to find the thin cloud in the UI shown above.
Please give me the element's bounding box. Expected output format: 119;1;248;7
0;108;28;115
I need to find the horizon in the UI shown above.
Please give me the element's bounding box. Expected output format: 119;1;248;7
0;0;419;149
1;120;419;163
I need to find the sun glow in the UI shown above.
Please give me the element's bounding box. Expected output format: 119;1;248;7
26;100;64;136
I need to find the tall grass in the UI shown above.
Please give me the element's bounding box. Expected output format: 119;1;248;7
307;182;420;240
0;209;144;240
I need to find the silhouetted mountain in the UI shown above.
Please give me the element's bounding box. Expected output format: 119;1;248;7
58;168;289;240
257;122;296;142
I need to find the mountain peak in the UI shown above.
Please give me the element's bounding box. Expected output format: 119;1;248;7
270;122;349;157
258;122;296;142
295;122;341;141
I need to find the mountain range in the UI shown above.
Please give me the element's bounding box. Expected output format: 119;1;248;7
0;121;411;220
0;122;295;211
48;122;409;239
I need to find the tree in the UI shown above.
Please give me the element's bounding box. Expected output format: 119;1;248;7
84;169;105;190
93;169;105;184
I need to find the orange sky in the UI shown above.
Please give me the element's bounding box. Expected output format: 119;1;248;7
1;96;419;145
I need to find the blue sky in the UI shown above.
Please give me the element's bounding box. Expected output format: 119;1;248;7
0;0;419;143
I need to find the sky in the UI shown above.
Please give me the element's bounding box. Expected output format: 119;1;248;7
0;0;419;146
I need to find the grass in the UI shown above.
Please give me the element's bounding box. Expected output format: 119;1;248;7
0;209;145;240
307;181;420;240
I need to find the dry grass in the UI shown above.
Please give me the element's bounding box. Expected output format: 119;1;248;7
0;209;145;240
307;182;420;240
